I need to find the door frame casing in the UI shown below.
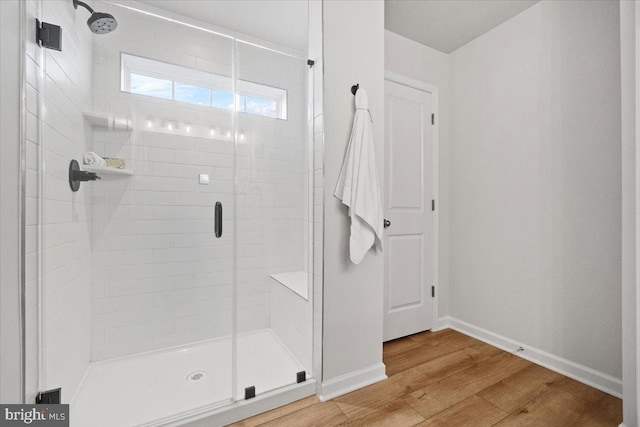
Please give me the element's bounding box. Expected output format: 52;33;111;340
383;71;440;334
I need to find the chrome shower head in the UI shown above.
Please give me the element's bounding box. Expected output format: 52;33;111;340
73;0;118;34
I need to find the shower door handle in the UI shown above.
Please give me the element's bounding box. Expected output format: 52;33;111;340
215;202;223;238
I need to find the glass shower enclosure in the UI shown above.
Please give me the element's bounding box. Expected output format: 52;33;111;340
23;1;317;425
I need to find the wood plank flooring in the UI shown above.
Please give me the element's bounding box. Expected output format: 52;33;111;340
228;329;622;427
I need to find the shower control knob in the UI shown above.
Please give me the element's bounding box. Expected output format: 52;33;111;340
69;159;101;192
73;170;100;182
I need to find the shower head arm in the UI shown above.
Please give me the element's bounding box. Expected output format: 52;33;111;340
73;0;95;14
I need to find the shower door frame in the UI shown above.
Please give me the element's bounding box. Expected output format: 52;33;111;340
17;1;323;425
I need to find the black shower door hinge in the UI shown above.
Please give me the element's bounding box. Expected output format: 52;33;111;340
432;286;435;298
431;113;435;125
36;19;62;51
36;388;61;404
245;386;256;400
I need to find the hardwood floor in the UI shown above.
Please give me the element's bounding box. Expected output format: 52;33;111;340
228;329;622;427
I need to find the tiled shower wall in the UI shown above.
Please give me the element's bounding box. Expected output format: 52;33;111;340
89;2;307;360
24;0;94;403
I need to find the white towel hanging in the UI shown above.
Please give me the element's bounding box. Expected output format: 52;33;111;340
334;88;384;264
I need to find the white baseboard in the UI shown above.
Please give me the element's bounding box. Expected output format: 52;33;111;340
318;362;387;401
437;316;622;398
434;316;450;331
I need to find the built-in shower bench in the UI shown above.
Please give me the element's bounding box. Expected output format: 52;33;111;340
269;271;309;300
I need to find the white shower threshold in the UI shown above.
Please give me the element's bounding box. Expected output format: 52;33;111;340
71;329;309;427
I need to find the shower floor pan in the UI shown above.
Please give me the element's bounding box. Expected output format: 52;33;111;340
71;329;305;427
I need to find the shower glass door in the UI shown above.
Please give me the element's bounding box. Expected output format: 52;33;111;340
86;3;238;422
234;41;312;399
30;1;238;425
27;0;313;425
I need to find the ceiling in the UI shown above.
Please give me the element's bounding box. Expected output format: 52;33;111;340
135;0;539;55
385;0;540;53
137;0;309;52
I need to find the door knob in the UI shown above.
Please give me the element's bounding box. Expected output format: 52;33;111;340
384;219;391;228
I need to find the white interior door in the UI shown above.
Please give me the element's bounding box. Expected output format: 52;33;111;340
383;79;435;342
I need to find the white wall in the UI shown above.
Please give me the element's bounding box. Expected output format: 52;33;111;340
320;0;386;399
449;0;621;380
384;31;450;318
620;0;637;424
0;0;24;404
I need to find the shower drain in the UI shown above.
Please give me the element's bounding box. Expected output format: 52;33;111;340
187;371;207;382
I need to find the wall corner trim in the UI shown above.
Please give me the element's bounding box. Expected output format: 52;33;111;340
318;363;387;402
438;316;622;398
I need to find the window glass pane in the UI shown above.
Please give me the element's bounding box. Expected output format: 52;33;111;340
130;73;172;100
123;57;285;119
175;82;210;106
212;90;235;110
245;96;278;118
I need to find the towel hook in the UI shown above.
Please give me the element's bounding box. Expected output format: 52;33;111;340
351;83;359;95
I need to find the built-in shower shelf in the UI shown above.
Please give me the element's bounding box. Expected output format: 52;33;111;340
83;111;133;131
83;165;134;176
270;271;308;301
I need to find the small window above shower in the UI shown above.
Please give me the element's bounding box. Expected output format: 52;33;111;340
120;53;287;119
